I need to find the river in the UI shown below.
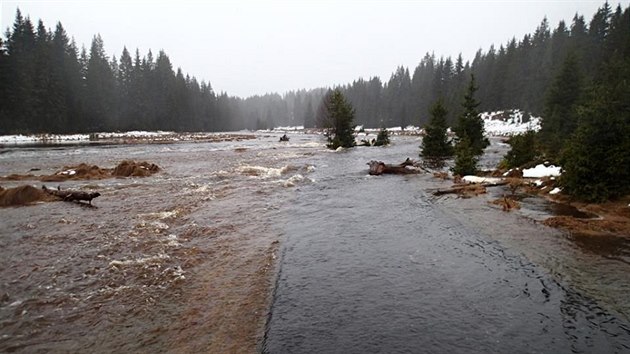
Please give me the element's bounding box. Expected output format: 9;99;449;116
1;133;630;353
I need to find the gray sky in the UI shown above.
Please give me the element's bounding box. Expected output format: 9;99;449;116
1;0;627;97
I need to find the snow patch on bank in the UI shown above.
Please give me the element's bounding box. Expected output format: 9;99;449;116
462;176;503;184
549;187;562;195
523;164;562;178
272;126;304;132
481;109;541;136
0;134;90;144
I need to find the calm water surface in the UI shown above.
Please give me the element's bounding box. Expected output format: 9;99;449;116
263;135;630;353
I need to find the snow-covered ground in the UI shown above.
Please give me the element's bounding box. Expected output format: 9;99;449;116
1;108;538;144
273;126;304;132
481;109;541;136
522;163;562;178
0;130;253;145
0;134;90;144
462;176;503;184
0;131;176;144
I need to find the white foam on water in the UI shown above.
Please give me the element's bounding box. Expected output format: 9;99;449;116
165;234;181;247
296;142;325;148
139;210;180;220
109;253;170;268
237;165;289;178
281;174;313;187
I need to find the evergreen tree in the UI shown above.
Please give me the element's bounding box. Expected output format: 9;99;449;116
539;52;583;158
561;41;630;202
385;66;412;127
0;37;7;123
117;46;133;129
420;99;453;166
452;75;488;175
32;20;55;133
303;100;315;128
325;89;356;149
453;74;490;149
452;136;479;176
53;24;83;133
4;10;37;133
316;89;333;128
587;1;612;67
373;127;390;146
503;130;538;168
85;34;115;131
153;50;176;130
453;74;489;156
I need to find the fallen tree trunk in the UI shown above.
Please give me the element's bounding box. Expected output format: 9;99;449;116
43;186;101;204
368;159;424;175
433;180;509;196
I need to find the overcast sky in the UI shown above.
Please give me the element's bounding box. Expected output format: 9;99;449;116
1;1;627;97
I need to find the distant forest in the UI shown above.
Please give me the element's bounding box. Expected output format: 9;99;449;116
0;2;628;134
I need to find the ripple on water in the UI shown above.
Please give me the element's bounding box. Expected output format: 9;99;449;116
263;140;630;353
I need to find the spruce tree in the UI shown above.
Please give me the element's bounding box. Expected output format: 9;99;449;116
303;100;315;128
539;52;583;158
453;74;489;155
373;127;390;146
452;136;479;176
503;130;538;168
0;36;8;133
85;34;115;131
421;99;453;167
452;75;488;175
5;10;37;133
560;50;630;202
325;89;356;149
117;47;133;129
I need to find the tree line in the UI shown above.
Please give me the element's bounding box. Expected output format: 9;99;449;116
418;1;629;202
336;2;628;128
503;1;630;202
0;9;329;134
1;3;627;134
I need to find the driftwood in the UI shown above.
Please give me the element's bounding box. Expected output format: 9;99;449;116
42;186;101;204
368;158;424;175
433;180;509;196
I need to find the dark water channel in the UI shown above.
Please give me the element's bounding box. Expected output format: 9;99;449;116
263;136;630;353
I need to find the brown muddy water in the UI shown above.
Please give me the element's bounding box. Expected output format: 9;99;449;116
0;133;315;353
2;134;630;353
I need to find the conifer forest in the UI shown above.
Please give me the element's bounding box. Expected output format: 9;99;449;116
0;3;626;133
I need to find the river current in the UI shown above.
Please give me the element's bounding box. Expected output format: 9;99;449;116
1;133;630;353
